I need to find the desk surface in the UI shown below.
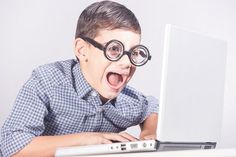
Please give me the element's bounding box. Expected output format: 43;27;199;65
80;148;236;157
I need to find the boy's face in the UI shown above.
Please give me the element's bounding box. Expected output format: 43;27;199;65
75;29;140;102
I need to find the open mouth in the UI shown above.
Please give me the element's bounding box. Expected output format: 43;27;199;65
106;72;125;90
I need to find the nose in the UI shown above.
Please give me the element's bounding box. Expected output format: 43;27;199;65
117;53;132;69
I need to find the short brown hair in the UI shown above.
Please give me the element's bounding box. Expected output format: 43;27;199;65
75;0;141;39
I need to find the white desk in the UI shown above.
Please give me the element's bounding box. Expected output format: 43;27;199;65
80;149;236;157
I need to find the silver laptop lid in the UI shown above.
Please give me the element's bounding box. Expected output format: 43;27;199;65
157;24;227;144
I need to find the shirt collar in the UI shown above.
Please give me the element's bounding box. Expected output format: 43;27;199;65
72;61;93;98
72;60;118;105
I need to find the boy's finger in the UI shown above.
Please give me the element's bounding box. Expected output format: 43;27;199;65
119;132;138;141
101;138;113;144
141;135;156;140
103;133;129;142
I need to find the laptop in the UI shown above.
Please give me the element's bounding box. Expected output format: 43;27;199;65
55;140;216;156
55;24;227;156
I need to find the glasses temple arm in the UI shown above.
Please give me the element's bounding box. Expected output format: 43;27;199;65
79;36;105;51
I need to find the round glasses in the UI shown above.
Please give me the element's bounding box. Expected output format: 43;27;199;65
80;36;151;66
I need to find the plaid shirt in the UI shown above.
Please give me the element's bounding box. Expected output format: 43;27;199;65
0;59;158;157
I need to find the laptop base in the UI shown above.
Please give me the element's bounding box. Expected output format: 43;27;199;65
55;140;216;157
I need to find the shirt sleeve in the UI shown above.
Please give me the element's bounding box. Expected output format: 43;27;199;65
140;95;159;123
0;70;49;157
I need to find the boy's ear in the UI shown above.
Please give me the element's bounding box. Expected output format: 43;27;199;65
74;38;88;62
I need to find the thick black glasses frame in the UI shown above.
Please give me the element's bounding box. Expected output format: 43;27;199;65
80;36;151;66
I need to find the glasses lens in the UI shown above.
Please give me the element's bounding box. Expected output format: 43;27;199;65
131;46;149;66
105;40;123;61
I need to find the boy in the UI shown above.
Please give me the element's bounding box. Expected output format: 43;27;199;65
0;1;158;157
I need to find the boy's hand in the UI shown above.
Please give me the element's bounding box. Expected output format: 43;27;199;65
139;113;158;140
77;132;137;145
139;131;156;140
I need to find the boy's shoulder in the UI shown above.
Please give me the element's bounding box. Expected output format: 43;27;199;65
119;85;146;103
32;59;77;86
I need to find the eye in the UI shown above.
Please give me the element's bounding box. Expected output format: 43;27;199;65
139;50;147;58
131;51;139;57
131;46;149;65
109;45;120;53
106;41;123;59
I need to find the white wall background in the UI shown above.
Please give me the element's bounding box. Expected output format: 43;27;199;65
0;0;235;148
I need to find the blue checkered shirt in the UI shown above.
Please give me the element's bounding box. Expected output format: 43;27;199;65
0;59;158;157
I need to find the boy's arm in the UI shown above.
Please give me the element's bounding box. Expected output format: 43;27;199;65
139;113;158;140
139;96;159;140
12;132;137;157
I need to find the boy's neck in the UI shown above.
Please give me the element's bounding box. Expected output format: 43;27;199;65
100;95;116;105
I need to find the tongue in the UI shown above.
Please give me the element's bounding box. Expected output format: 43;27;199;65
107;73;122;86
